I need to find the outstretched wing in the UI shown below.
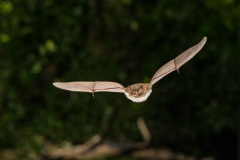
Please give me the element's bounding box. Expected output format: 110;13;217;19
53;81;125;96
150;37;207;86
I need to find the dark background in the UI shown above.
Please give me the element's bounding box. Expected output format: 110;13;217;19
0;0;239;159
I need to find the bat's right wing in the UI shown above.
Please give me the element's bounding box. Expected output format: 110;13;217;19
150;37;207;86
53;81;125;96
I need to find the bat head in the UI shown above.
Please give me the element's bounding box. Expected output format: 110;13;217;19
131;85;143;97
124;83;152;102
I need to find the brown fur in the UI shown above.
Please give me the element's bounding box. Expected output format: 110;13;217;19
125;83;151;98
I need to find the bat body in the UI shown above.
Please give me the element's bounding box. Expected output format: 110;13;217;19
53;37;207;102
124;83;152;102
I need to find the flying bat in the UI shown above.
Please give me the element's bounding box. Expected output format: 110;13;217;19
53;37;207;102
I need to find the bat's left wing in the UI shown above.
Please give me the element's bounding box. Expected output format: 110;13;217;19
150;37;207;86
53;81;125;96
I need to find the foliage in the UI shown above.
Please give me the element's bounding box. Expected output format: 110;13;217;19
0;0;239;159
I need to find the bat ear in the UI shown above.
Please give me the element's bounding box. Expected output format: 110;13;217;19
129;86;132;92
139;85;143;93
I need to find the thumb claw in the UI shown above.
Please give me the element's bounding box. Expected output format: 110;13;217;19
92;91;94;97
175;67;179;74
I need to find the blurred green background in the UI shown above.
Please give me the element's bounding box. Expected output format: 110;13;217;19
0;0;239;159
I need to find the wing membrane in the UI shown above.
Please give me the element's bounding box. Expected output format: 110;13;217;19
53;81;125;94
150;37;207;86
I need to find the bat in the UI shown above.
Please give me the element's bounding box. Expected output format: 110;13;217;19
53;37;207;102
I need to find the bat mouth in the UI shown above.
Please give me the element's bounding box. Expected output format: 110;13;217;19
133;91;139;97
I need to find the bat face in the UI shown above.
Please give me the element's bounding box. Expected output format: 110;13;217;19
124;83;152;102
